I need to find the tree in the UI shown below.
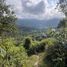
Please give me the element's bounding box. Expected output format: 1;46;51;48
0;38;28;67
57;18;67;28
58;0;67;17
23;37;31;50
44;42;67;67
57;0;67;40
0;0;17;36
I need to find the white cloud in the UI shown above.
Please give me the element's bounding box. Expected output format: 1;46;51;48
6;0;64;20
6;0;22;18
22;0;45;14
26;0;42;6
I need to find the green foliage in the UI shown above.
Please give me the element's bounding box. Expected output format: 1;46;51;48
58;0;67;17
0;28;66;67
0;47;6;58
0;38;28;67
41;38;58;48
40;26;67;67
0;2;67;66
23;37;32;50
43;42;67;67
27;41;45;56
58;18;67;28
0;0;17;36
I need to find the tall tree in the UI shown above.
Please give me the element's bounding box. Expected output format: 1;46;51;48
58;0;67;41
57;0;67;28
0;0;17;36
58;0;67;17
58;18;67;28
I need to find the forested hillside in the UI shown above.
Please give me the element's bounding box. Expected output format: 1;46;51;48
17;18;60;29
0;0;67;67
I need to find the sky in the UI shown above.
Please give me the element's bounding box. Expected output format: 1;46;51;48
6;0;65;20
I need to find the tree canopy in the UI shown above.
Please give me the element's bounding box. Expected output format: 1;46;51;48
57;0;67;28
0;0;17;36
58;18;67;28
58;0;67;17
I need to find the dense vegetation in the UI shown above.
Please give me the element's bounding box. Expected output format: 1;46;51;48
0;0;67;67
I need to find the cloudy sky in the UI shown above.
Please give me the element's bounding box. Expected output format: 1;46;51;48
6;0;65;20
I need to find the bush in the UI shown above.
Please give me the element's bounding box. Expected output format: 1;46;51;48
0;38;28;67
27;42;45;56
23;37;32;50
41;38;58;50
43;42;67;67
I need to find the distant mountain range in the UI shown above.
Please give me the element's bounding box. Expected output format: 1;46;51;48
16;18;60;30
16;18;61;33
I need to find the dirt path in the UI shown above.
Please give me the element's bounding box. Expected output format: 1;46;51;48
34;55;39;67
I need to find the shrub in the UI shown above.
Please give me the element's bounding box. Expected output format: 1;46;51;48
0;38;28;67
43;42;67;67
27;42;45;56
41;38;58;50
23;37;32;50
